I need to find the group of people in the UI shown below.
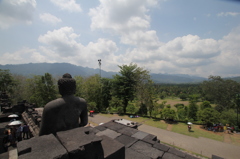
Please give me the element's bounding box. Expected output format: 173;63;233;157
2;124;30;151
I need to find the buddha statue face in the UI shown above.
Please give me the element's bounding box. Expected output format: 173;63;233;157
58;73;76;96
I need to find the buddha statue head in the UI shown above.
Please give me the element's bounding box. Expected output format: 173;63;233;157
58;73;76;96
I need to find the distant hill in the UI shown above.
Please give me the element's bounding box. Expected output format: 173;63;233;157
4;62;240;84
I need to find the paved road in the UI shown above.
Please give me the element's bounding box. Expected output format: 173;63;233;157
89;114;240;159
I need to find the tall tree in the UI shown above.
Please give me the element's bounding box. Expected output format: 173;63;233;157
0;69;16;94
113;63;151;113
26;73;57;107
201;76;240;111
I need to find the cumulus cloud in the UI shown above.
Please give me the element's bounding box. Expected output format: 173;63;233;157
39;13;62;25
217;12;240;17
0;0;36;29
50;0;82;12
0;47;50;64
38;27;119;70
38;27;83;57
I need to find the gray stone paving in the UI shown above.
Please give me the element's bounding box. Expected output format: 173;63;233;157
89;114;240;159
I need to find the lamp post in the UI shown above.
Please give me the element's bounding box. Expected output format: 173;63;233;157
236;93;240;128
98;59;101;78
98;59;102;111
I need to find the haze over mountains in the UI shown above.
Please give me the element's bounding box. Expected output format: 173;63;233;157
0;63;239;84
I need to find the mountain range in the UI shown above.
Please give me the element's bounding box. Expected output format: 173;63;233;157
0;63;239;84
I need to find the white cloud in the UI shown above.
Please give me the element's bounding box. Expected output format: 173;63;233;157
217;12;240;17
0;47;50;64
39;13;62;25
89;0;157;32
0;0;36;29
38;27;119;70
50;0;82;12
38;27;83;57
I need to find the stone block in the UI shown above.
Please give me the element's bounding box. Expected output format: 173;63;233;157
185;153;201;159
131;131;149;140
153;143;170;152
95;125;107;131
130;141;164;159
212;155;224;159
115;134;138;148
125;148;151;159
168;148;186;158
17;134;68;159
162;152;183;159
142;134;158;145
100;135;125;159
96;129;121;139
107;122;127;131
57;127;104;159
117;126;139;136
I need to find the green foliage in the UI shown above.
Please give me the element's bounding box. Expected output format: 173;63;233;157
75;75;102;111
113;63;151;113
200;101;212;110
197;108;220;125
220;109;239;126
161;107;176;120
179;93;188;101
26;73;57;107
159;101;167;109
174;103;184;109
138;103;148;115
126;103;136;114
0;69;16;94
188;101;198;120
177;106;188;120
201;75;240;110
88;102;97;111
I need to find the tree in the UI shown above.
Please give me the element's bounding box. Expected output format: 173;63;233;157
200;101;211;110
197;108;220;125
161;107;176;120
179;93;187;101
188;101;198;121
26;73;57;107
81;75;102;111
0;69;16;94
113;63;150;113
201;76;240;111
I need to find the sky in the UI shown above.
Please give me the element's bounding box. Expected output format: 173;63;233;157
0;0;240;78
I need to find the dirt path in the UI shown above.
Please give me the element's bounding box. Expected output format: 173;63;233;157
223;132;232;144
167;124;172;131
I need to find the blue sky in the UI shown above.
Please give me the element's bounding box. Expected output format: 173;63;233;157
0;0;240;77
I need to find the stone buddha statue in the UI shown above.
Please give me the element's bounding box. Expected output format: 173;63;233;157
39;73;88;136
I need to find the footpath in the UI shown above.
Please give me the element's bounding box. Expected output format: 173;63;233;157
89;114;240;159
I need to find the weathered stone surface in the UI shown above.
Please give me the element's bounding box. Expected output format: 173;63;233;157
185;153;201;159
162;152;183;159
117;126;138;136
142;134;158;145
95;125;107;131
115;134;138;148
153;142;170;152
130;141;164;159
17;134;68;159
57;127;104;159
212;155;224;159
100;135;125;159
168;148;186;158
96;129;121;139
125;148;151;159
131;131;149;140
104;122;127;131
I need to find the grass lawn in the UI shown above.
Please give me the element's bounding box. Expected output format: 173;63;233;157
144;119;168;129
171;123;224;142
